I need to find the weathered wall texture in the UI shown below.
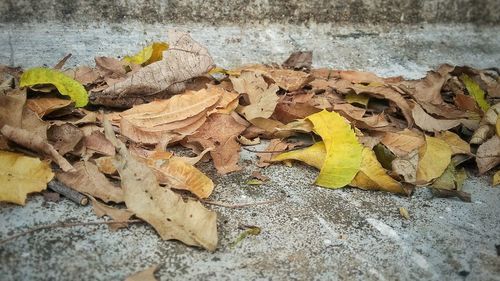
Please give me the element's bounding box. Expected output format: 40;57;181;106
0;0;499;25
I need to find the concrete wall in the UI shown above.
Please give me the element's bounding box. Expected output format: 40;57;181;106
1;0;499;25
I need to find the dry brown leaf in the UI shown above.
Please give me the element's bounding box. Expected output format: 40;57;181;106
94;156;117;175
47;124;83;155
21;107;49;140
379;129;425;157
257;139;291;168
91;31;214;107
26;97;72;117
231;71;280;120
282;51;312;70
91;197;134;231
125;266;159;281
133;150;214;198
64;66;100;85
336;70;384;84
57;161;124;203
237;135;261;146
83;131;116;156
188;113;247;174
103;118;218;251
411;102;462;132
0;89;26;129
476;135;500;174
349;84;413;126
398;70;447;105
1;125;74;172
95;56;127;79
263;68;312;92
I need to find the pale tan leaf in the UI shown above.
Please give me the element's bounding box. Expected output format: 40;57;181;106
0;89;26;128
435;131;471;155
412;103;462;132
26;97;72;117
391;149;419;183
379;129;425;157
125;266;159;281
57;161;124;203
91;197;134;230
476;135;500;174
47;124;83;155
1;125;74;172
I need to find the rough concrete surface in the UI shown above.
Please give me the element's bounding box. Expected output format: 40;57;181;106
0;15;500;281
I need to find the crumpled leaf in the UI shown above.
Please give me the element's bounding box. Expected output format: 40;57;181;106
351;148;405;194
307;110;363;188
57;161;124;203
470;124;494;144
20;67;88;107
91;197;134;231
0;150;54;205
125;266;159;281
231;71;280;120
476;135;500;174
392;149;419;183
460;74;490;112
103;117;218;251
188;113;246;174
1;125;74;172
92;31;214;107
123;42;169;66
416;135;452;184
435;131;471;155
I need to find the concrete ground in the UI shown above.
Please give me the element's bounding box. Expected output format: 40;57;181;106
0;20;500;281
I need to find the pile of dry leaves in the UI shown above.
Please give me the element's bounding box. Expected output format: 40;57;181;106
0;31;499;251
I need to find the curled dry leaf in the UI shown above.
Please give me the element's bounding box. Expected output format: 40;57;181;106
92;31;214;107
231;71;280;120
237;135;260;146
0;150;54;205
411;102;462;132
416;136;452;184
188;113;247;174
103;117;218;251
26;97;72;117
57;161;124;203
391;149;419;183
397;70;447;105
91;197;134;231
1;125;74;172
476;135;500;174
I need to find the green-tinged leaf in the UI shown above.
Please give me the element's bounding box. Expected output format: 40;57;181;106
230;226;261;248
431;163;467;191
123;42;169;66
20;67;88;107
307;110;363;188
460;74;490;112
373;144;396;170
246;179;264;185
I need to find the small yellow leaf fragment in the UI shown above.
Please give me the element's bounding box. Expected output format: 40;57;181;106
493;170;500;186
123;42;169;66
460;74;490;112
307;110;363;188
416;135;452;184
0;150;54;205
20;67;88;107
345;93;370;107
399;207;410;220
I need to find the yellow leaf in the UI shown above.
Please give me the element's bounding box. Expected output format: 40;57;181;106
416;135;452;184
271;141;326;169
431;163;467;190
0;150;54;205
435;131;471;155
460;74;490;112
20;67;88;107
496;116;500;137
493;170;499;186
307;110;363;188
345;93;370;107
123;42;169;66
350;148;405;194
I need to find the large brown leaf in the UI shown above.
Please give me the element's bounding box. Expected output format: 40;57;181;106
103;118;218;251
91;31;214;107
476;135;500;174
411;102;462;132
